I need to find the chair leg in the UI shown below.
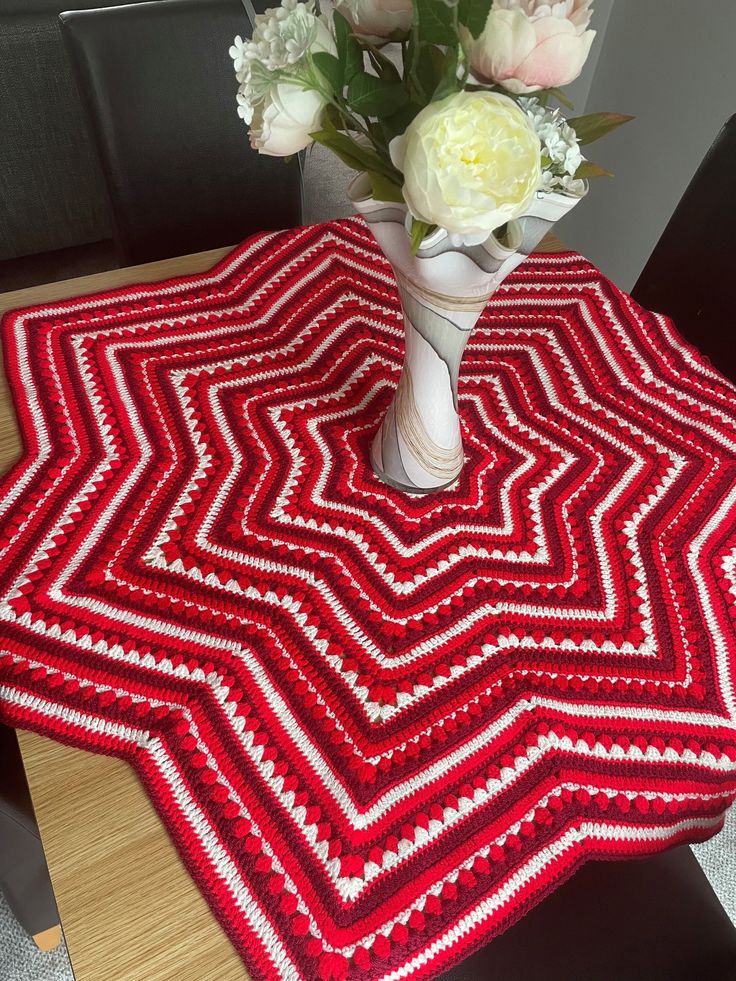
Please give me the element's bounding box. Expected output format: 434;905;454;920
0;725;61;943
32;924;62;952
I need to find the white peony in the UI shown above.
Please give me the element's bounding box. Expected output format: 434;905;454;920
390;91;542;244
229;0;335;154
334;0;412;38
465;0;596;95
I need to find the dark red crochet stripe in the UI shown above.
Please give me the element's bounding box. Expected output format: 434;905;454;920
1;223;735;981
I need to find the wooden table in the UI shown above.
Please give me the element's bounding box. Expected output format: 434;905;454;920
0;245;247;981
0;234;565;981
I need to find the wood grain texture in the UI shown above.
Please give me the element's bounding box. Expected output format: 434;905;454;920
17;732;248;981
535;233;566;254
1;245;244;981
0;246;233;320
2;231;566;981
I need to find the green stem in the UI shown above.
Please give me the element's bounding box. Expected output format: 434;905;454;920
331;96;372;140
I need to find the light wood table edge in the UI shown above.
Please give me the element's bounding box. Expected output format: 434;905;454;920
0;245;234;319
1;244;246;981
4;230;565;981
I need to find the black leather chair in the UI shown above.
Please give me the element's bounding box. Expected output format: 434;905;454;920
632;115;736;382
0;725;60;945
435;118;736;981
59;0;303;265
436;846;736;981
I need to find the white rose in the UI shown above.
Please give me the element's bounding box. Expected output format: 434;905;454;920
250;81;326;155
390;91;542;244
334;0;412;38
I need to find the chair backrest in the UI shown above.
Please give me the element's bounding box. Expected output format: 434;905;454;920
59;0;303;265
631;115;736;381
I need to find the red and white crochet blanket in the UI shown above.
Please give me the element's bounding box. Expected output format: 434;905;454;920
1;219;735;980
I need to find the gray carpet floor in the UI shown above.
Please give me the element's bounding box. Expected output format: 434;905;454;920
0;894;73;981
694;805;736;923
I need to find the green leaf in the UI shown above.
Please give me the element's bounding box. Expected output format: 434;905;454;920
310;129;377;173
433;45;462;101
410;218;436;254
346;71;408;117
412;44;462;102
310;125;401;181
568;112;635;145
313;51;343;93
458;0;492;39
368;171;405;204
333;9;364;82
380;100;423;142
334;9;349;59
413;0;456;46
359;39;401;83
323;102;346;131
415;44;446;101
368;120;389;152
575;160;614;179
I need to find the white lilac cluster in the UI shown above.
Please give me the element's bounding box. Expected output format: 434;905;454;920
229;0;335;154
518;96;587;196
230;0;324;123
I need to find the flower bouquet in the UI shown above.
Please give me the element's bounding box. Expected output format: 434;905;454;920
230;0;631;493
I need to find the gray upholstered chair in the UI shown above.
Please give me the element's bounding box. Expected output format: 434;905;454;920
0;0;158;263
0;724;61;949
58;0;303;265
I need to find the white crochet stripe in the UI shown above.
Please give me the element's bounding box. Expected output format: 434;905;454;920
0;224;350;568
4;237;722;864
2;322;684;736
4;585;734;840
374;814;725;981
0;683;150;748
71;342;652;668
647;307;736;393
688;479;736;717
4;629;733;902
153;336;552;585
125;322;679;680
144;737;303;981
0;226;295;530
4;260;688;644
0;676;304;978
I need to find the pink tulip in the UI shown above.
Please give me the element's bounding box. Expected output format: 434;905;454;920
466;0;596;95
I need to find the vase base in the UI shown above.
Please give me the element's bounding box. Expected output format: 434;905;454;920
370;452;459;496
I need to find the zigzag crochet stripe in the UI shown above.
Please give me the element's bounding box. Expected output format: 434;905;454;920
1;218;736;980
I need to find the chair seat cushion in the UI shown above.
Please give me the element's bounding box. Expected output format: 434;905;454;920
438;846;736;981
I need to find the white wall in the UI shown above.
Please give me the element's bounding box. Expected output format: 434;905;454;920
556;0;736;291
563;0;615;115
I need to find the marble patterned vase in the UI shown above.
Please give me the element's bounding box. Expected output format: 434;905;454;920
348;173;586;494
